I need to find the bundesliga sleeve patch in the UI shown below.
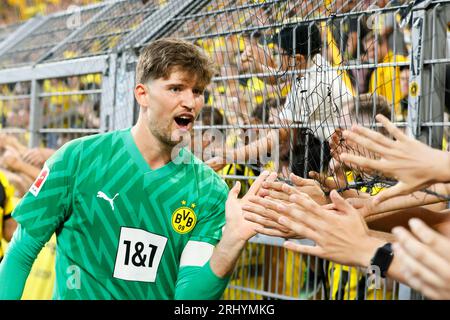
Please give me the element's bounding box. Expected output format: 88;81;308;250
30;164;50;197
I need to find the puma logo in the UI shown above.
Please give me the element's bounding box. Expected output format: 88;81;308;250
97;191;119;211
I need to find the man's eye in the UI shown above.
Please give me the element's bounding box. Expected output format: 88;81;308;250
193;89;204;96
170;87;181;93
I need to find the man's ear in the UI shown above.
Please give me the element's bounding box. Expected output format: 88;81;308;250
134;83;149;108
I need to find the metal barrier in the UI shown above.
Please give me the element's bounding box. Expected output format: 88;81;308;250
0;0;449;300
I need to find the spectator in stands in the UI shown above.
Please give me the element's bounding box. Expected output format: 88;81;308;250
399;65;410;119
363;31;408;120
212;64;251;125
207;23;354;172
0;170;17;263
0;134;55;197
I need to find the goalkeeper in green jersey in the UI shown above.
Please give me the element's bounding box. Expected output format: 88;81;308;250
0;38;275;299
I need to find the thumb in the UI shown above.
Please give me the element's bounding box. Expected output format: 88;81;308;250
346;197;364;209
374;182;408;204
230;181;241;199
329;190;354;214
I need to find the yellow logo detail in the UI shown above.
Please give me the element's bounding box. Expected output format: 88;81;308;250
409;81;419;97
171;201;197;234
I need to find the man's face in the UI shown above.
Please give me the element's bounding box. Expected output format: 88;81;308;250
140;69;205;147
400;68;410;98
278;47;308;73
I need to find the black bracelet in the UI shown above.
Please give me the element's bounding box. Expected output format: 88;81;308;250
370;242;394;278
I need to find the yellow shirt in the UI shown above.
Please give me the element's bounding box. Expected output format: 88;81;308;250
369;52;408;121
0;171;15;259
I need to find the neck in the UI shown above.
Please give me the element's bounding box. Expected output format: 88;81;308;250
131;120;173;170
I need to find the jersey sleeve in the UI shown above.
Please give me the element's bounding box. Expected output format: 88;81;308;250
189;174;229;245
12;139;83;243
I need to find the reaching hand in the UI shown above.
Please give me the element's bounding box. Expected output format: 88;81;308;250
340;114;450;204
277;190;383;267
1;145;23;171
259;173;329;205
224;171;277;242
392;219;450;300
22;148;54;167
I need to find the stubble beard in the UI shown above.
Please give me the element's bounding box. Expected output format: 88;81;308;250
148;117;179;150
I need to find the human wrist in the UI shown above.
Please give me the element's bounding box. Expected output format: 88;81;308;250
221;226;248;247
356;236;386;268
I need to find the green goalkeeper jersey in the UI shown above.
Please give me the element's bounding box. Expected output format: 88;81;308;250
12;128;228;299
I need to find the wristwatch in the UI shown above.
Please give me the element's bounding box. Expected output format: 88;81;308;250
370;243;394;278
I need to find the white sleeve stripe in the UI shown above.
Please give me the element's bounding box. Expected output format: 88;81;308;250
180;240;214;267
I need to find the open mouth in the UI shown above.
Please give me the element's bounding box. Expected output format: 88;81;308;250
174;114;194;130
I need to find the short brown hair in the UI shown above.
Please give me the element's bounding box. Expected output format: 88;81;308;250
135;38;216;89
348;93;391;120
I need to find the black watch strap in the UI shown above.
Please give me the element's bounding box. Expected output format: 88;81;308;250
370;243;394;278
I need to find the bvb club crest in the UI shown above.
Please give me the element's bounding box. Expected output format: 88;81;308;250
171;200;197;234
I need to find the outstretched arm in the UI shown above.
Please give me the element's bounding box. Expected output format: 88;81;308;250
175;171;277;299
392;219;450;299
347;183;450;217
340;114;450;203
0;226;46;299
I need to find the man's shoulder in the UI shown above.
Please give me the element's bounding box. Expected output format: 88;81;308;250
62;129;127;150
50;130;127;163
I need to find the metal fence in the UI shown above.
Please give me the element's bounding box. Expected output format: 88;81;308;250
0;0;448;300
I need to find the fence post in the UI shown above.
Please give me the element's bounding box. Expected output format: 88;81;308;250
407;1;447;148
29;79;42;148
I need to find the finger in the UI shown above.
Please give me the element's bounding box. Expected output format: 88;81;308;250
373;182;412;204
290;173;316;187
277;216;318;240
281;183;300;196
346;197;366;209
265;189;291;202
339;152;384;173
247;196;285;214
229;181;241;199
392;242;445;295
392;227;450;280
329;190;356;215
243;199;285;221
243;211;290;232
288;193;325;218
348;123;394;150
322;203;336;210
247;171;270;196
343;129;389;157
262;181;285;192
279;199;324;228
266;171;278;183
254;226;296;238
283;240;323;256
309;171;336;190
408;218;450;261
308;171;325;184
375;114;407;142
242;201;269;217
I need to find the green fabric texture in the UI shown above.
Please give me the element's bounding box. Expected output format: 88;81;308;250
0;226;45;299
175;261;231;300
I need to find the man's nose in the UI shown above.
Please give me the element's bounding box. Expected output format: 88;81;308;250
181;91;196;110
